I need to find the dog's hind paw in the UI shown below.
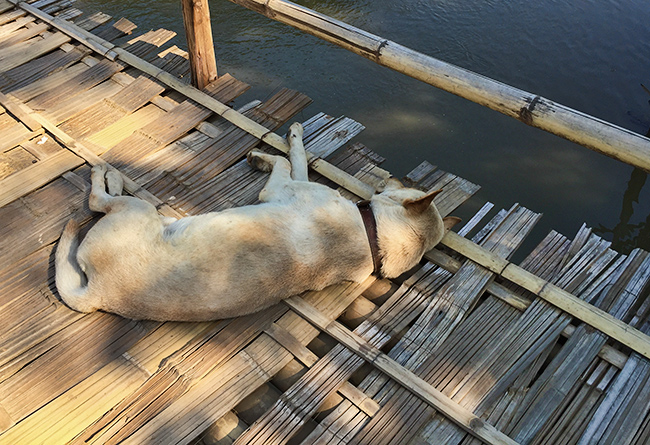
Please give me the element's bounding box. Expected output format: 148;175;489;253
247;149;274;172
287;122;303;140
91;163;108;177
105;169;123;196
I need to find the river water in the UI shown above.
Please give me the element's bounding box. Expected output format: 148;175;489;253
77;0;650;257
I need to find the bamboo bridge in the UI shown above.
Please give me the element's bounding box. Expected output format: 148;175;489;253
1;1;650;444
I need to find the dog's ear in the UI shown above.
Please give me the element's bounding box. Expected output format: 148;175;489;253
403;189;443;214
443;216;462;231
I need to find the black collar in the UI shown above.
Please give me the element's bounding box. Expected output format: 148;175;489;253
357;200;383;277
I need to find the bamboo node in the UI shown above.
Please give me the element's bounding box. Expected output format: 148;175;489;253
519;95;541;126
469;417;485;431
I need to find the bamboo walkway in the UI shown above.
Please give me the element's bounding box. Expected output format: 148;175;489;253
1;1;650;444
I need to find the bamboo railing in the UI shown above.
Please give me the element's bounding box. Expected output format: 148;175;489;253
225;0;650;172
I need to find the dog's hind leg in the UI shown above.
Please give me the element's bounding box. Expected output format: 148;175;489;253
89;164;135;212
287;122;308;181
247;150;293;202
88;164;114;213
106;169;123;196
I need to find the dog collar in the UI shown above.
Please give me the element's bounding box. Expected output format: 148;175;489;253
357;200;383;277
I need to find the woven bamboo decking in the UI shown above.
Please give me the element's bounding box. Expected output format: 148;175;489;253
1;1;650;444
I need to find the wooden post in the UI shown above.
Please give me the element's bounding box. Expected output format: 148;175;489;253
181;0;218;89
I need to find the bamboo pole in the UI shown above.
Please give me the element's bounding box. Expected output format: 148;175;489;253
15;0;650;362
225;0;650;172
181;0;218;89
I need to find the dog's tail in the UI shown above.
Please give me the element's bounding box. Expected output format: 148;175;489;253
55;220;95;313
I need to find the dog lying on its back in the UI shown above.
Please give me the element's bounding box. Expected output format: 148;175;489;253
55;123;459;321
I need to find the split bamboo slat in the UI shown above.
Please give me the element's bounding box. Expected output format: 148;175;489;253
401;232;626;444
2;2;650;445
507;250;650;443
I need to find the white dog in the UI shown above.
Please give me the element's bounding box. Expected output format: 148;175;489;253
55;123;459;321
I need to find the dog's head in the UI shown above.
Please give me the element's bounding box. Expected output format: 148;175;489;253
371;178;460;278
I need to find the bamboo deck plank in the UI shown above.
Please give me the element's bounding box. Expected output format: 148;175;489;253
0;313;152;433
135;88;310;205
153;48;191;80
0;30;70;71
0;175;90;270
0;7;25;27
0;73;249;209
0;145;36;178
43;76;125;124
334;228;577;443
0;21;48;49
123;28;177;60
63;280;374;445
97;17;136;40
0;81;314;442
0;142;84;207
325;141;385;177
0;43;89;92
395;233;625;444
10;59;89;102
0;1;12;15
40;0;74;15
0;16;34;39
85;103;166;149
101;74;251;174
56;7;83;22
506;249;650;443
27;57;124;110
0;2;649;444
0;118;31;153
68;307;286;445
148;108;356;214
301;113;365;158
0;71;284;438
74;12;112;32
557;269;650;444
59;74;167;138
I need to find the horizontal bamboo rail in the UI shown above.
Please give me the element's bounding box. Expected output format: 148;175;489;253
12;0;650;371
225;0;650;172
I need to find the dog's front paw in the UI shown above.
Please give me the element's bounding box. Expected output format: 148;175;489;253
287;122;304;140
247;149;273;172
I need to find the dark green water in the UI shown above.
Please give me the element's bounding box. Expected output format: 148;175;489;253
77;0;650;256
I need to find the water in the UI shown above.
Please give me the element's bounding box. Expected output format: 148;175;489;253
76;0;650;256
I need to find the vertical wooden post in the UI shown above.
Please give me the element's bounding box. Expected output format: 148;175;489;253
181;0;218;89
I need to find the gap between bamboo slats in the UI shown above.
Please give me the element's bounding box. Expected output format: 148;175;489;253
6;0;650;364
